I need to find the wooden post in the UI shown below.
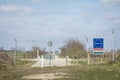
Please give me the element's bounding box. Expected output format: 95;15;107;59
101;55;103;64
87;51;90;65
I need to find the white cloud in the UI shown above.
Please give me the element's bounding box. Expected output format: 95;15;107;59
0;4;33;13
100;0;120;6
0;5;16;12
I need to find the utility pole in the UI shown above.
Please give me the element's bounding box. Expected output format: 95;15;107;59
112;29;115;61
86;38;90;65
14;39;17;65
47;41;53;66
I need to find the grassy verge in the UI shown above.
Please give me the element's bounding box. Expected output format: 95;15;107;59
0;59;120;80
61;65;120;80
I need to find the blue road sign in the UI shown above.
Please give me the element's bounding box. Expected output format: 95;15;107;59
93;38;104;48
93;38;104;54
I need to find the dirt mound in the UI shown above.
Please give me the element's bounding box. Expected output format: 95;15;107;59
0;51;12;64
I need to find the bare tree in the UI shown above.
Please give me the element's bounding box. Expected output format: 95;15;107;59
31;45;46;58
61;38;87;58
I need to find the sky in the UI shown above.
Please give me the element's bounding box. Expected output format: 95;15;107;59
0;0;120;51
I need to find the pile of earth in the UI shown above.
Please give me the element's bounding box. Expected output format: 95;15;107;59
0;51;12;65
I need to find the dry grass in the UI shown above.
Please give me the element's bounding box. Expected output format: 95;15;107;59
0;59;120;80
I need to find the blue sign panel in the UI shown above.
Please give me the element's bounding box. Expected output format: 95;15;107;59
93;38;104;54
93;38;103;43
93;38;104;48
93;43;103;48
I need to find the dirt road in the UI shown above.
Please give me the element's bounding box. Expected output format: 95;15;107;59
31;56;73;67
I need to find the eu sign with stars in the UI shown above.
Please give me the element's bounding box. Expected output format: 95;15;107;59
93;38;104;54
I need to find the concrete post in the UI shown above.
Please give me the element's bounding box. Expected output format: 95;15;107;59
66;56;69;66
41;55;44;68
37;49;40;59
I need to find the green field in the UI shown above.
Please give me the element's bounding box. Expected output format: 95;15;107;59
6;51;23;56
6;51;31;59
